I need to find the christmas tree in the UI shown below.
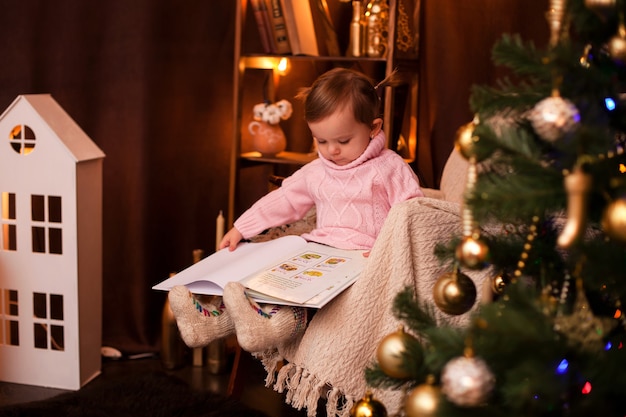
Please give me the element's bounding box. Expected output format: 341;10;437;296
360;1;626;416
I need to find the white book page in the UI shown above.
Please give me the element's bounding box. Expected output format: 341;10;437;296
242;242;366;304
152;235;308;295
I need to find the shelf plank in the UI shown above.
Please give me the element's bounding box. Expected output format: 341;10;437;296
240;151;317;165
240;54;386;69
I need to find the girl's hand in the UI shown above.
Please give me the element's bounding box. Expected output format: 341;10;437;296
220;227;244;251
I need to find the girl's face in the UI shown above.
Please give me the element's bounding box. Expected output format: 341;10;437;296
308;106;382;166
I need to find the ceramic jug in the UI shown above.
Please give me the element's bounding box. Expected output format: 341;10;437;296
248;120;287;156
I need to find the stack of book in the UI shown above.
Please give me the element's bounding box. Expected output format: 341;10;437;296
249;0;340;57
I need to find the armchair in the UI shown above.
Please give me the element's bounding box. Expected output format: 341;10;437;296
231;148;490;417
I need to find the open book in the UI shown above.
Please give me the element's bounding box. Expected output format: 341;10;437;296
152;235;367;309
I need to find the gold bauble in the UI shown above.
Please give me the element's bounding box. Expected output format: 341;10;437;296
454;121;489;162
454;121;478;160
602;198;626;242
455;236;490;270
404;382;441;417
609;22;626;63
350;391;388;417
376;327;419;379
433;271;477;315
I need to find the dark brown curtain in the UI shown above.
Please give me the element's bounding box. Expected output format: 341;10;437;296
413;0;549;188
0;0;236;354
0;0;551;355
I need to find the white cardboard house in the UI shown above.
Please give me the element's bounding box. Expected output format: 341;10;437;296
0;94;105;390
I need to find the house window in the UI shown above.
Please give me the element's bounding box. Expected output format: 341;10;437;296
33;292;64;351
9;124;36;155
0;289;19;346
31;195;62;254
1;192;17;251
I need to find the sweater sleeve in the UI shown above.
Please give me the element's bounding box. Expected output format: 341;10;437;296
382;150;425;205
233;165;316;239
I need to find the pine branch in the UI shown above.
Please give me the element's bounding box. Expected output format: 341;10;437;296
469;165;564;223
491;34;549;81
469;82;544;116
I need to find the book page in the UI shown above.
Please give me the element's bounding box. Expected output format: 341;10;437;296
152;235;308;295
242;242;366;305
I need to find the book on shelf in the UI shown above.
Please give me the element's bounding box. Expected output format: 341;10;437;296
152;235;367;309
279;0;319;56
309;0;341;57
250;0;276;53
264;0;292;54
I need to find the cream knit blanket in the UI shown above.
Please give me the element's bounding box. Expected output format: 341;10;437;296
254;196;491;416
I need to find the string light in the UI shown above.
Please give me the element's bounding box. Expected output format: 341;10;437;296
581;381;592;394
556;358;569;374
276;57;290;75
605;97;616;111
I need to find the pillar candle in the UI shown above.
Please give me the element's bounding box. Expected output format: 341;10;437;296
216;210;225;251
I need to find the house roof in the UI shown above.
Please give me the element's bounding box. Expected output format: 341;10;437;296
2;94;105;163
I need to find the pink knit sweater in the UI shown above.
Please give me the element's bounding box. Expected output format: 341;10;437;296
234;131;424;250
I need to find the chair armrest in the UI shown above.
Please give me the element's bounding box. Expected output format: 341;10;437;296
421;188;445;200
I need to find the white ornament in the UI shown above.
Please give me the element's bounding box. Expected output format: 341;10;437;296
441;356;495;407
528;96;580;142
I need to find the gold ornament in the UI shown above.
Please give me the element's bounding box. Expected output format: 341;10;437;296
602;197;626;242
584;0;616;20
455;115;493;163
546;0;567;47
609;16;626;63
376;327;419;379
350;391;388;417
491;272;509;295
454;118;490;163
457;158;490;270
404;377;441;417
454;121;478;160
433;269;477;315
579;44;593;68
557;165;592;248
455;235;490;270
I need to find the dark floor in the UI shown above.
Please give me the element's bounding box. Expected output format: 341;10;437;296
0;347;310;417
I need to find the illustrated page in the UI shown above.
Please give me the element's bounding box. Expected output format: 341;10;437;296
243;242;366;305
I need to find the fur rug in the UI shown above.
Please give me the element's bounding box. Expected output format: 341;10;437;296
0;371;269;417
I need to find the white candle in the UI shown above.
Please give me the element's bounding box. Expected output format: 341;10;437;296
216;210;225;251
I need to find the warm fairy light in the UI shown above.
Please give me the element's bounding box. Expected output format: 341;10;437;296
614;309;622;319
581;381;592;394
620;163;626;173
277;57;290;75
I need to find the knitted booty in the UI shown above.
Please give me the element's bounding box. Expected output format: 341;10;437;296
168;285;235;348
223;282;307;353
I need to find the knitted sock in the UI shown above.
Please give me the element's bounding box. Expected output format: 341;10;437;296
168;285;234;348
223;282;307;352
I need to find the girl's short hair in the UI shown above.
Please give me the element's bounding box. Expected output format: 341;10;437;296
297;68;383;125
